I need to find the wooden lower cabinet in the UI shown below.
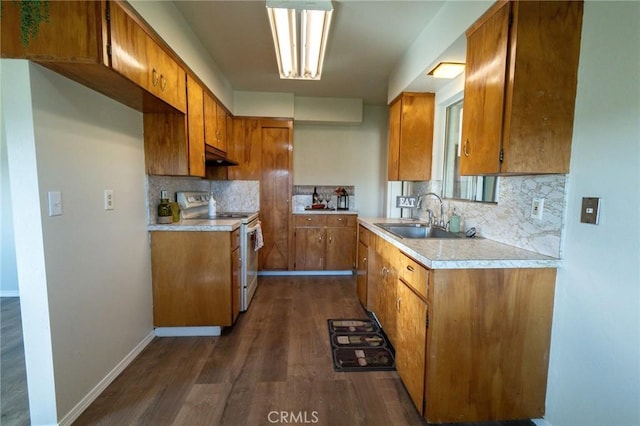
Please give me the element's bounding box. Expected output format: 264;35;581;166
365;233;556;423
150;230;240;327
356;225;371;307
395;278;428;412
293;214;356;271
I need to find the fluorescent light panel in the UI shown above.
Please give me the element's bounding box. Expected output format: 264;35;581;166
428;62;465;79
267;1;333;80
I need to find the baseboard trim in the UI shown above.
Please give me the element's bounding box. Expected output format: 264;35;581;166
57;330;155;426
258;270;354;276
0;290;20;297
154;326;221;337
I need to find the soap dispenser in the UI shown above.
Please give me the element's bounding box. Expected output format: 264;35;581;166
207;192;217;218
449;207;461;233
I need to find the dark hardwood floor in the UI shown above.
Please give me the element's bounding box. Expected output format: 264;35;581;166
1;297;30;426
74;275;427;425
3;276;536;426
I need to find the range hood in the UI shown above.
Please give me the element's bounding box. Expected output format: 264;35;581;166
205;144;238;166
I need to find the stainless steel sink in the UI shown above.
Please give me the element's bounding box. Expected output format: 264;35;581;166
374;222;462;239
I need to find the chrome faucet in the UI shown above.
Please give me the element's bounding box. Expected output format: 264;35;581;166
419;192;445;227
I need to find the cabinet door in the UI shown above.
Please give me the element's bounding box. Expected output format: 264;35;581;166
109;1;149;89
186;75;205;177
231;246;241;324
227;118;262;180
151;231;232;327
146;36;186;113
0;0;103;61
326;226;356;270
396;279;427;412
387;98;402;180
398;93;435;181
356;240;368;307
366;237;380;313
294;228;325;270
216;102;229;152
260;121;293;271
204;92;218;149
459;1;510;175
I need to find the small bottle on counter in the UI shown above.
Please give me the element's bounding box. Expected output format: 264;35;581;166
208;192;217;218
157;190;173;224
449;208;461;233
312;186;319;205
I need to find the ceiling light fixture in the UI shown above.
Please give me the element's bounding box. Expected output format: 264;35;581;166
428;62;465;79
266;0;333;80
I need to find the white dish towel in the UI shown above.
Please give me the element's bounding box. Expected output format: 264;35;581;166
254;221;264;251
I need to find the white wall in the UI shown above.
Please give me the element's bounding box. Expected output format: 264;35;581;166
545;2;640;425
3;59;155;424
1;106;19;296
292;105;388;216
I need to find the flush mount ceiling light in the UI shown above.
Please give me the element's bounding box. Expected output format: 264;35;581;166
428;62;466;79
266;0;333;80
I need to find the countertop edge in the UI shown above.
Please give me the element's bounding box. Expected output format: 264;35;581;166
293;210;359;215
358;217;561;270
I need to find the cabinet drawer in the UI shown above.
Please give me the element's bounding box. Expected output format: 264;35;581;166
398;252;429;300
231;229;240;250
295;215;327;227
327;215;356;227
358;225;371;245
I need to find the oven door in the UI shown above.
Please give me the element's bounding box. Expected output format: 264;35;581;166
242;219;260;311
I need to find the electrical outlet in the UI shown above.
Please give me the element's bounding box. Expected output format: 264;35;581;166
104;189;114;210
530;198;544;220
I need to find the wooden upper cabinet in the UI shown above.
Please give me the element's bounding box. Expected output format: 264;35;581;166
145;36;186;113
109;0;149;89
0;0;104;61
1;0;187;114
228;118;263;180
388;92;435;181
186;75;206;177
460;0;583;175
204;92;229;152
109;1;185;113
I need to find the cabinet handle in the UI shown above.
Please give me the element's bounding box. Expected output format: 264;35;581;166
406;265;415;272
463;139;470;157
381;266;387;278
160;75;167;91
306;218;313;221
152;68;159;87
319;236;323;242
396;296;401;312
363;257;367;264
338;218;344;221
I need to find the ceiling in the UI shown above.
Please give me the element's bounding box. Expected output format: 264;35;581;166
173;0;467;106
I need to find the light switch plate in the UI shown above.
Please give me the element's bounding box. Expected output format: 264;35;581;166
48;191;63;216
580;197;601;224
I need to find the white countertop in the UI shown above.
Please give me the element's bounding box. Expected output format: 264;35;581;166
148;218;242;232
359;217;561;270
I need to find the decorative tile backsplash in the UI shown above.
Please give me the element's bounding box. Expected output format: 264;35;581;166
292;185;356;211
146;176;260;223
411;175;567;258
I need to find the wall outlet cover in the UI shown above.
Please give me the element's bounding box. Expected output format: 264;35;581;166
530;198;544;220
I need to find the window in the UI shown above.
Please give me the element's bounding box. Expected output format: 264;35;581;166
442;99;497;203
